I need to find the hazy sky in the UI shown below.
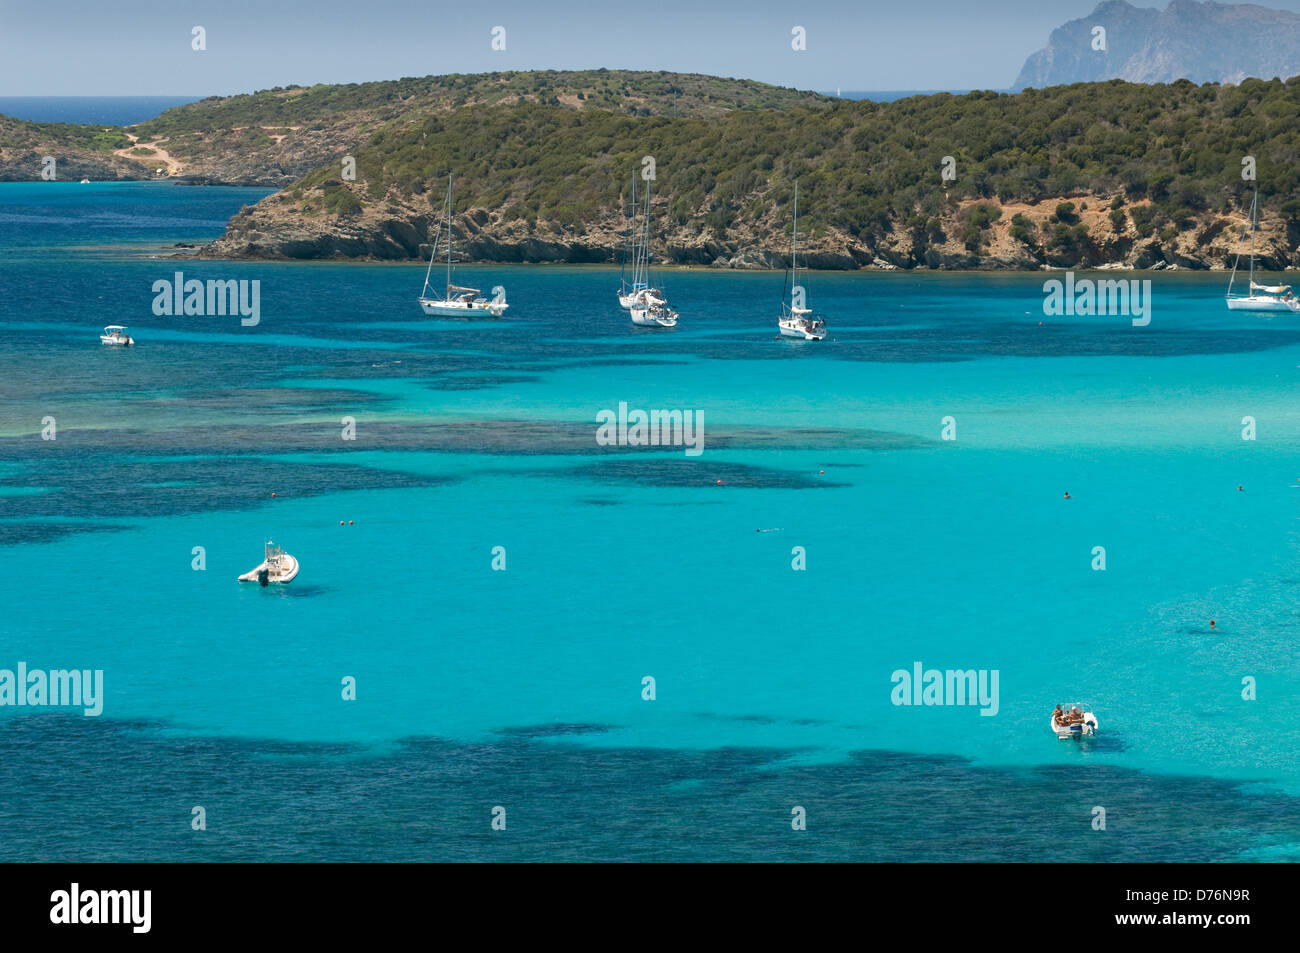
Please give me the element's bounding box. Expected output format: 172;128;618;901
4;0;1300;96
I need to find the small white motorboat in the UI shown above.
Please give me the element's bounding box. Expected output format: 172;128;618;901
1050;703;1099;739
100;325;134;346
237;540;300;586
79;178;90;184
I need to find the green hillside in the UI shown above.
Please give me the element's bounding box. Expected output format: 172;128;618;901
129;70;832;177
284;76;1300;252
0;115;130;153
136;69;830;138
0;71;832;188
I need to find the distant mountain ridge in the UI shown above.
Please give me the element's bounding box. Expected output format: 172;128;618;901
1014;0;1300;89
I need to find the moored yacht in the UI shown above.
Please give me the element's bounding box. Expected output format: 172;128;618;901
622;172;677;327
778;181;828;341
1226;187;1299;312
617;173;665;309
418;174;508;318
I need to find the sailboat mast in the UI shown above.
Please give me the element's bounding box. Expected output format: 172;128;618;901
791;181;798;299
629;173;638;285
646;176;652;271
621;176;631;286
1249;187;1257;289
446;174;454;298
641;175;652;283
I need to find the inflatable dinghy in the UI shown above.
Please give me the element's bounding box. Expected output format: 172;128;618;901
238;540;299;586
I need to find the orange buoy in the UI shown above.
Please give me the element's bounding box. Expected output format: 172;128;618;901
819;470;824;475
339;520;344;526
715;479;722;485
348;520;354;525
271;492;277;498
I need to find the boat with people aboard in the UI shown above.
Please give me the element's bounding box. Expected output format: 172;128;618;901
99;325;134;346
1050;703;1099;739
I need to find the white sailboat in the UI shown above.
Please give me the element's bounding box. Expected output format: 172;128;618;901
1226;188;1299;312
418;174;508;318
778;182;827;340
627;175;678;327
617;174;664;309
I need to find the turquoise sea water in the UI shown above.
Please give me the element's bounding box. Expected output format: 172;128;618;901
2;181;1299;860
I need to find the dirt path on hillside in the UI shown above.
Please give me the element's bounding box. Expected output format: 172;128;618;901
114;133;184;175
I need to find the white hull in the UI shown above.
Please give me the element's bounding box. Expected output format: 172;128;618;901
619;289;665;310
631;306;677;327
100;336;134;346
1051;712;1098;739
778;319;824;341
238;553;299;584
1226;190;1296;313
419;297;507;318
1226;296;1300;312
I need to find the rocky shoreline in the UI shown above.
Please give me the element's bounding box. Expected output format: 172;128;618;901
197;190;1300;271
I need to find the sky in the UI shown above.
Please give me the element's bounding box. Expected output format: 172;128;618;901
5;0;1300;97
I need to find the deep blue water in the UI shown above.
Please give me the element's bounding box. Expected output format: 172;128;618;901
0;96;202;126
1;181;1299;861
